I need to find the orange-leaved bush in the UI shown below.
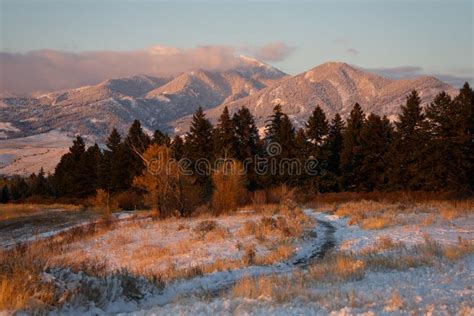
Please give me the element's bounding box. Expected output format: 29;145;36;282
211;159;246;215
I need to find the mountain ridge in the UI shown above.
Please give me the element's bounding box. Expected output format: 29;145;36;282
0;56;288;140
0;60;460;175
170;62;457;133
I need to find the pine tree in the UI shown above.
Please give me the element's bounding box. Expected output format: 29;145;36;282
304;106;330;191
232;106;263;190
264;105;297;184
265;105;296;158
9;176;29;200
0;185;9;203
265;104;284;143
106;128;122;152
78;144;101;196
52;136;86;197
99;128;130;193
213;106;237;159
358;114;393;191
454;83;474;191
306;105;329;146
171;135;185;160
124;120;151;187
152;129;171;146
294;128;311;187
387;90;429;190
30;168;51;197
324;113;345;191
427;83;474;191
99;129;118;192
185;107;214;162
184;107;214;199
340;103;365;190
424;92;455;190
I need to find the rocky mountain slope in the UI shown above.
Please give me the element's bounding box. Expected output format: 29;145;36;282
0;56;287;141
173;62;458;132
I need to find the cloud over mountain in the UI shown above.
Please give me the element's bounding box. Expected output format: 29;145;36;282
242;42;295;62
366;65;473;87
0;43;293;95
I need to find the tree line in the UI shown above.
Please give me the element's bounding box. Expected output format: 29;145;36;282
1;83;472;206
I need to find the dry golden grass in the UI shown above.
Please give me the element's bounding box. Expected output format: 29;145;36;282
236;220;257;237
232;275;275;299
334;200;398;224
359;236;403;255
202;226;230;242
309;253;366;282
433;200;474;220
231;273;310;303
364;234;474;271
360;217;390;230
333;198;473;230
0;248;56;311
0;203;82;221
231;232;474;304
0;219;115;311
256;245;294;265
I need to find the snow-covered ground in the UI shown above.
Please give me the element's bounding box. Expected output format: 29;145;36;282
0;130;72;175
148;254;473;315
322;212;474;253
50;210;316;279
3;207;473;315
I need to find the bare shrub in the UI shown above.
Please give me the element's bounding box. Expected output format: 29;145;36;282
133;144;193;218
93;189;110;212
112;191;144;211
211;160;247;215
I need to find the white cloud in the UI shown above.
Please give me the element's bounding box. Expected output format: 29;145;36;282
0;43;294;95
346;48;359;56
242;42;295;62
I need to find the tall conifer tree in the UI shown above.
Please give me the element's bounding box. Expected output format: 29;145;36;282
213;106;237;159
325;113;345;191
387;90;429;190
340;103;365;190
233;106;262;190
184;107;214;199
358;114;393;191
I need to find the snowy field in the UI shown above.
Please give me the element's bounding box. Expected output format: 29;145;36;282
0;130;72;175
0;201;473;315
143;211;473;316
49;210;314;277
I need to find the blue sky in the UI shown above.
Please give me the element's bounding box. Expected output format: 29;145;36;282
1;0;473;92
